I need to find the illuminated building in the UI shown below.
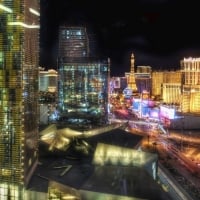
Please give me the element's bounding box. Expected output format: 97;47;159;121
39;68;58;125
163;70;182;83
162;70;182;105
57;26;110;127
58;26;89;58
39;68;49;92
151;71;163;98
181;57;200;113
162;83;181;104
0;0;40;198
109;76;127;94
160;70;182;105
151;70;182;103
137;65;152;73
109;77;120;94
135;65;152;94
125;53;137;93
181;85;200;113
39;68;58;93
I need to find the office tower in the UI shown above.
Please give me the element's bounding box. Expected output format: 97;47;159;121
0;0;40;198
57;26;110;127
181;57;200;113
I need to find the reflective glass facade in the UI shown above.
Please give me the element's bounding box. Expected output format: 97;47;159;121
58;26;110;127
58;59;109;127
58;26;89;58
0;1;40;198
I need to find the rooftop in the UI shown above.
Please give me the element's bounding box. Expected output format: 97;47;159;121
27;127;172;200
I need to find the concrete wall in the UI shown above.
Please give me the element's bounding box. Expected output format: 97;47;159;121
170;115;200;129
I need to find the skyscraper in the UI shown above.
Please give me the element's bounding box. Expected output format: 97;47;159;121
58;26;89;58
0;0;40;198
57;26;110;128
181;57;200;113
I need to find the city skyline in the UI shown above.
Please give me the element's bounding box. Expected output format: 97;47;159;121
0;2;200;199
40;0;200;76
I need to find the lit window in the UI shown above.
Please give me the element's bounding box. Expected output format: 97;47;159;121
28;158;32;166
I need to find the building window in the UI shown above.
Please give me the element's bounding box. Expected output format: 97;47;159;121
7;34;13;51
13;52;21;70
0;52;4;69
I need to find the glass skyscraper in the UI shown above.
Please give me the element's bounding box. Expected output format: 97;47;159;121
57;26;110;128
58;26;89;58
0;0;40;199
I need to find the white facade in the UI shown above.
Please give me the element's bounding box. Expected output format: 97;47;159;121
39;69;58;92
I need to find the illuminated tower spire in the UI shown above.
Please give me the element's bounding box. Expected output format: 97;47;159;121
131;53;135;73
128;53;137;92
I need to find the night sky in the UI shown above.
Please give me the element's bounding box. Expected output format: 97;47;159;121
39;0;200;76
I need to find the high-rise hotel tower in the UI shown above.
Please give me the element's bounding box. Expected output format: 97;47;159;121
57;26;110;127
0;0;40;198
181;57;200;113
58;26;89;58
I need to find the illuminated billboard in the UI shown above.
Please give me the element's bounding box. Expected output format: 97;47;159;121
160;106;175;119
92;143;158;180
123;87;133;97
